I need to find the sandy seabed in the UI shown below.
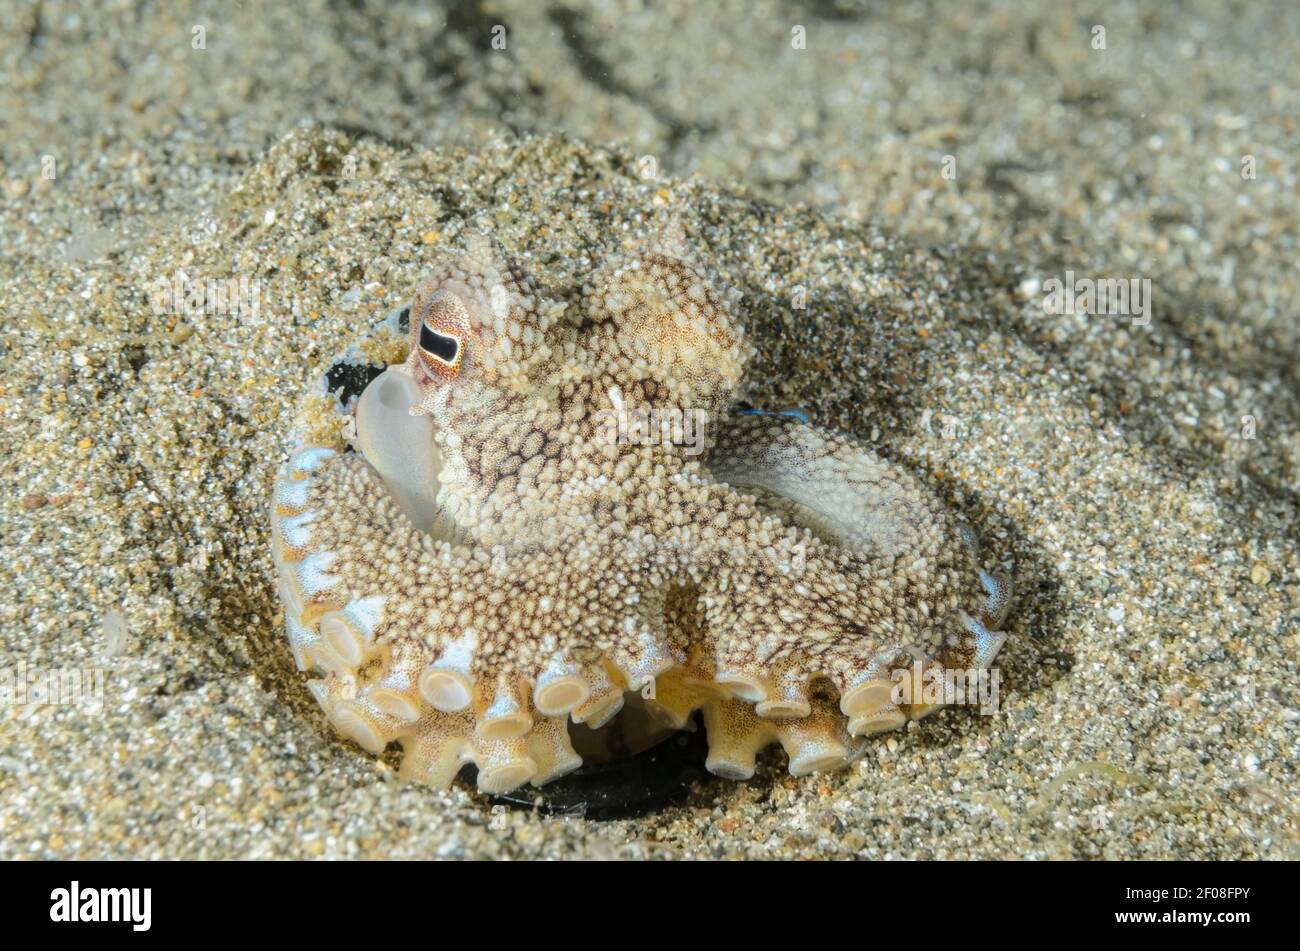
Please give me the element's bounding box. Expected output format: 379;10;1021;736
1;1;1297;859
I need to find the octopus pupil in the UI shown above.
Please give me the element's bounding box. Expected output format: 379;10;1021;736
420;324;459;363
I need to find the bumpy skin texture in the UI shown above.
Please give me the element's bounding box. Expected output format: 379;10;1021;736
270;232;1012;793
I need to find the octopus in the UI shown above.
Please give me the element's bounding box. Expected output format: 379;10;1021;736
270;229;1013;794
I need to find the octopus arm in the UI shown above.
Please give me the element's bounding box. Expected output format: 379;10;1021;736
272;446;699;792
272;446;597;793
676;412;1014;749
704;413;946;560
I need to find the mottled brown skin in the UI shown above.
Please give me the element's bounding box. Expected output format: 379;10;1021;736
270;230;1011;792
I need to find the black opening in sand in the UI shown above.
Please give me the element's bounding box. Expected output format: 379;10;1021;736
485;716;715;820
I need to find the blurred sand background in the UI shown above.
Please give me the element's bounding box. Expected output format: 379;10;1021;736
1;0;1297;858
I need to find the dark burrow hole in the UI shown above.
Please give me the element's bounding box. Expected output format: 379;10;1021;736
481;709;714;820
325;359;386;405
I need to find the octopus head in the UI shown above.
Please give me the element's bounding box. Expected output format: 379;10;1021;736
402;231;560;415
350;232;570;540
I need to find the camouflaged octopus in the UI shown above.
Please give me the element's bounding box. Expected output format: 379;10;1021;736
270;230;1013;794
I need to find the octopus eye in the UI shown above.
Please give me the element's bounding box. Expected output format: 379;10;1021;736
420;323;461;366
410;287;471;382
